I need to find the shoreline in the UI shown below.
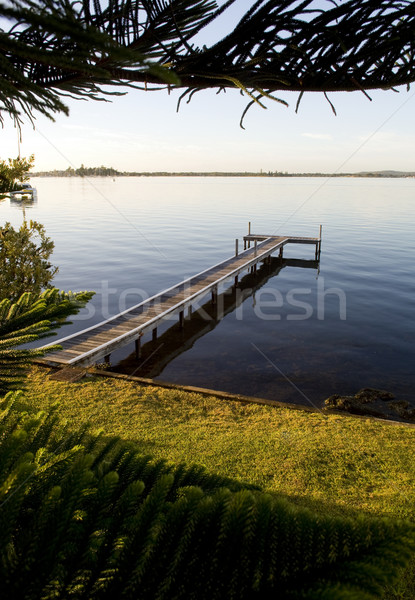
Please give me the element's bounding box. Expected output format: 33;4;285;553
37;361;415;428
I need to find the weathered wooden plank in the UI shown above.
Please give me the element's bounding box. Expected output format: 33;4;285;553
46;352;79;361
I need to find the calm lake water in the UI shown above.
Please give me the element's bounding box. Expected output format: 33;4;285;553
2;176;415;408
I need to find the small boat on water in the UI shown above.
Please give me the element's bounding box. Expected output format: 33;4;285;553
9;183;37;201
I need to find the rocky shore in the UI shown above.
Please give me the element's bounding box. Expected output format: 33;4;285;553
325;388;415;423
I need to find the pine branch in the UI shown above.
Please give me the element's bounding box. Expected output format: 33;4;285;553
0;289;94;394
1;0;415;125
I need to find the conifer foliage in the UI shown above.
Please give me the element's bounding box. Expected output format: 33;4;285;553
0;288;94;394
1;393;414;600
1;1;415;126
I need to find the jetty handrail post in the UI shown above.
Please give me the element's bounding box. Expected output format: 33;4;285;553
235;238;239;256
316;224;322;259
254;239;257;257
248;221;251;235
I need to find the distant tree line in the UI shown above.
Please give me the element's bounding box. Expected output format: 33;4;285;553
34;165;121;177
32;168;415;179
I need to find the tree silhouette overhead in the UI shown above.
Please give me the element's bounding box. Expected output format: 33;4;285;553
1;0;415;126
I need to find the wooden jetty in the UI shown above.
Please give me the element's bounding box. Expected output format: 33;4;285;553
116;256;319;379
42;227;322;368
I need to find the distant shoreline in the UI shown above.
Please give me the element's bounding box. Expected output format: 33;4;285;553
31;170;415;178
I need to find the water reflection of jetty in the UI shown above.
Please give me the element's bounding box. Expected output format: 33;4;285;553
116;256;319;378
42;228;322;368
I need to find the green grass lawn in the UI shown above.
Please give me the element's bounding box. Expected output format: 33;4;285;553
17;366;415;598
25;366;415;522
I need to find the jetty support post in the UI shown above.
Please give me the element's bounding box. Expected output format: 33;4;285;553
248;221;251;235
316;224;322;260
235;238;239;257
135;336;141;359
211;286;218;305
179;310;184;329
152;328;158;341
104;354;111;364
279;246;283;260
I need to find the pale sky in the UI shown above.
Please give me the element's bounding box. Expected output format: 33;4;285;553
2;0;415;173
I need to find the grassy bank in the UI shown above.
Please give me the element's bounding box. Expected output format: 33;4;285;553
24;366;415;521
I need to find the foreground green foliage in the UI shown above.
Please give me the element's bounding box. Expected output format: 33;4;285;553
1;391;414;599
0;289;93;394
0;155;34;193
0;220;58;302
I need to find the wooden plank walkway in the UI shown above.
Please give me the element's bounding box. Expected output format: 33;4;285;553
42;232;321;367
